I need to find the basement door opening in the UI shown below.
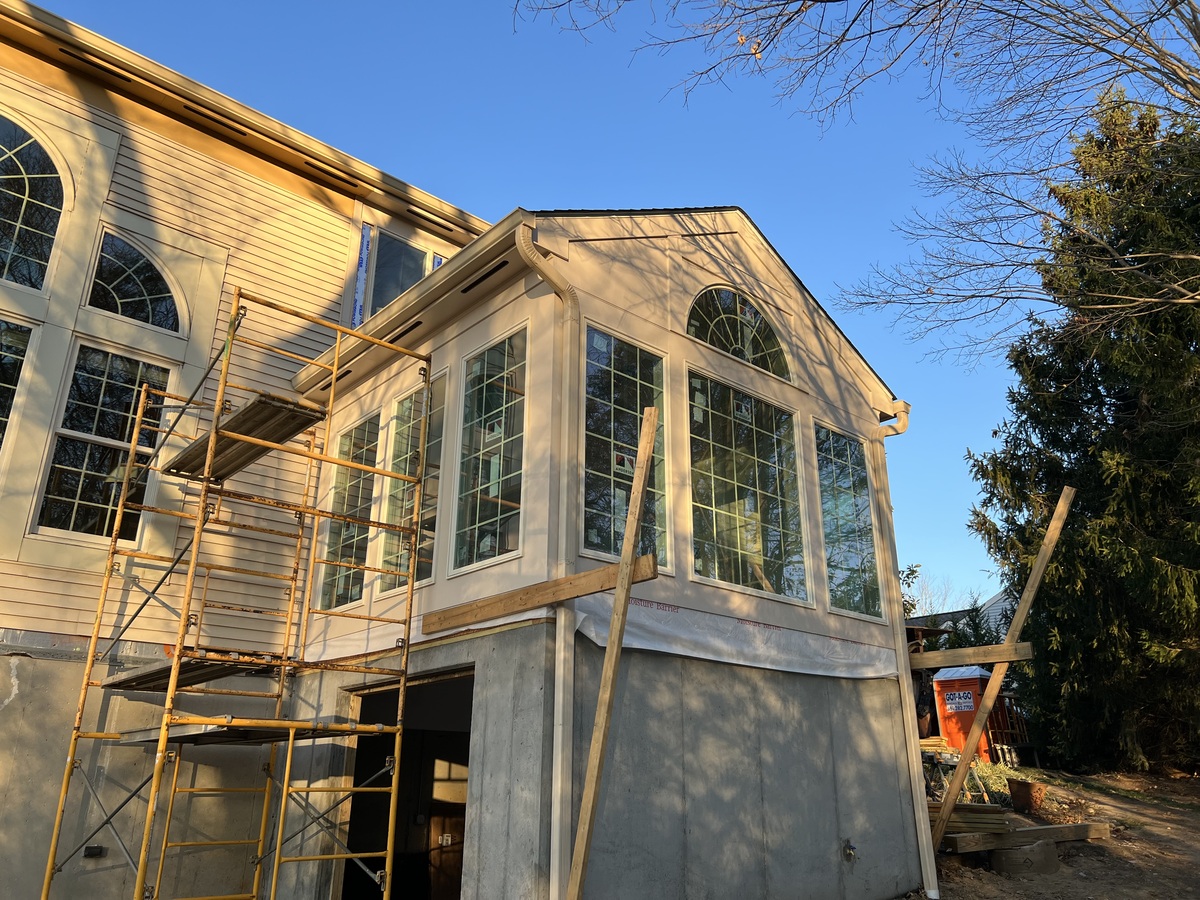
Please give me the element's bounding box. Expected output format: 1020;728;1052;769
342;671;475;900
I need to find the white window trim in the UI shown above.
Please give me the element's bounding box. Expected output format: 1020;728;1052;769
811;415;889;625
347;212;452;328
28;336;176;549
377;369;449;597
578;319;675;575
446;323;530;579
682;359;816;609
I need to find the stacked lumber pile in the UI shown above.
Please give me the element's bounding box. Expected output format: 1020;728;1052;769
927;802;1012;835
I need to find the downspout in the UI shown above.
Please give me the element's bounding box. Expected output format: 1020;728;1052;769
516;223;579;900
875;398;939;898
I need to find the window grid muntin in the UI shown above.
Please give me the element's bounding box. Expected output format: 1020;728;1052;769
688;371;806;600
38;347;169;539
88;233;179;332
815;425;882;618
454;331;526;569
583;326;667;564
0;318;31;449
322;415;381;608
381;375;446;591
687;287;790;380
0;116;64;289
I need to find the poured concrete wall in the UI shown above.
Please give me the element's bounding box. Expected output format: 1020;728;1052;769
278;620;557;900
3;647;270;900
573;639;921;900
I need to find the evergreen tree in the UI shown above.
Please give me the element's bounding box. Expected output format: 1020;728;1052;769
968;97;1200;770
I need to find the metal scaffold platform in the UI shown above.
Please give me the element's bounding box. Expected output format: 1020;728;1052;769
42;288;431;900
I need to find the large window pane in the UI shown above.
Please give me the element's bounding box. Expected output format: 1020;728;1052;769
0;318;31;449
88;233;179;332
38;347;169;539
322;415;380;608
689;372;805;600
687;287;789;380
815;425;881;617
454;331;526;568
381;376;445;590
583;327;666;563
0;115;63;290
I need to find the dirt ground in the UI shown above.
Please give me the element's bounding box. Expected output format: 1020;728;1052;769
931;770;1200;899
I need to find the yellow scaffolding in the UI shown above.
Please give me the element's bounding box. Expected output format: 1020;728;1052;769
42;288;429;899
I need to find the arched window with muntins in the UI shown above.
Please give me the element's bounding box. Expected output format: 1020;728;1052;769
0;115;64;290
687;287;789;380
88;233;179;332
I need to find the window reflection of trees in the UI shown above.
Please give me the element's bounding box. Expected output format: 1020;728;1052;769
582;327;666;563
0;318;31;449
689;372;805;600
454;331;526;569
816;426;881;617
87;233;179;332
686;287;790;380
0;115;63;290
38;348;168;539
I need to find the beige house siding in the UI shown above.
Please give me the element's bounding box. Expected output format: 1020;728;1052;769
0;57;461;648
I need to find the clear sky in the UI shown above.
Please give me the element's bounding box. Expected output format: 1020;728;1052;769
40;0;1013;605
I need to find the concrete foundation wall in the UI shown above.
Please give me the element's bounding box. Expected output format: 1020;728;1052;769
278;621;557;900
3;650;270;900
573;639;921;900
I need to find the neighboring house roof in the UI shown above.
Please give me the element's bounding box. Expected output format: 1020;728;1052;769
907;589;1012;632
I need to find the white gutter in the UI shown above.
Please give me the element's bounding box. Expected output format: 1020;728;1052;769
876;399;912;438
515;223;579;900
875;398;938;898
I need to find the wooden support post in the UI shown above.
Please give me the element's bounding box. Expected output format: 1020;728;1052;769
931;486;1075;848
566;407;658;900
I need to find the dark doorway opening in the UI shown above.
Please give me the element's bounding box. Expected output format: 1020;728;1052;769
342;672;474;900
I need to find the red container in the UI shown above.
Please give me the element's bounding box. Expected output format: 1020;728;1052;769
932;666;998;763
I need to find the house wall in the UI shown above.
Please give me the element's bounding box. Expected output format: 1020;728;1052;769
572;639;922;900
0;51;462;651
2;645;272;900
277;621;557;900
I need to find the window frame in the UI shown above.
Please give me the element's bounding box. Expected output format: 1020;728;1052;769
379;371;447;595
84;228;183;335
0;111;66;293
579;321;672;570
0;313;34;457
319;410;383;609
812;418;887;623
684;361;813;607
349;221;446;328
449;325;529;576
32;338;172;543
685;284;792;383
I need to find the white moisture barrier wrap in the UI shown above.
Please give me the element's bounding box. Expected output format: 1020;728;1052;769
574;595;899;679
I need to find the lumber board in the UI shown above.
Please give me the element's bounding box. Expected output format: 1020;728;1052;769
931;486;1075;848
909;642;1033;669
568;407;658;900
944;822;1110;853
422;554;659;633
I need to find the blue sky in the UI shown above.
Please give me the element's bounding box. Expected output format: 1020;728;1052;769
44;0;1014;604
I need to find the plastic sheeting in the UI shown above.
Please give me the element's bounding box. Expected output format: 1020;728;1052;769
574;595;899;680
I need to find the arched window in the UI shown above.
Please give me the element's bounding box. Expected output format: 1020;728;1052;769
0;115;64;289
88;233;179;332
687;287;790;380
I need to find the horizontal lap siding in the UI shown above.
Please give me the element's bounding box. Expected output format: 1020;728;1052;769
8;96;355;647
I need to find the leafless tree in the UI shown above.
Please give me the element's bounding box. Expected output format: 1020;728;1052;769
522;1;1200;356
